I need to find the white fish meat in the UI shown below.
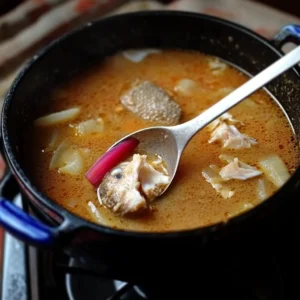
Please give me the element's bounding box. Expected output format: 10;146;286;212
98;154;169;215
209;123;257;149
202;165;235;199
207;112;243;132
219;158;262;180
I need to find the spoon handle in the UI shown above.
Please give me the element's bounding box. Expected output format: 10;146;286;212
174;45;300;150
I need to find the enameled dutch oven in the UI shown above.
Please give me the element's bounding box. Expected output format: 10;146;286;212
0;11;300;283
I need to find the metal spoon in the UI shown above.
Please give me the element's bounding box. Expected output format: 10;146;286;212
105;45;300;197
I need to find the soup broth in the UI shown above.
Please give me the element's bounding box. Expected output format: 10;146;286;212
27;49;299;232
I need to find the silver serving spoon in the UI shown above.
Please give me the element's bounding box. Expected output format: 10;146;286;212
104;45;300;197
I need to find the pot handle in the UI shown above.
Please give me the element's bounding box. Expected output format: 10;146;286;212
0;134;60;246
0;150;58;246
273;24;300;48
0;196;55;246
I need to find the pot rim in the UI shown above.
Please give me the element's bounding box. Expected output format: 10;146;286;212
1;10;300;239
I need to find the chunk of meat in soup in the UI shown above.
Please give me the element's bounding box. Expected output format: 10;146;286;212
98;154;169;215
209;123;257;149
120;81;181;125
219;157;262;180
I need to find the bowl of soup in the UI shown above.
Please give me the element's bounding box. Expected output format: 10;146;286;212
0;11;299;282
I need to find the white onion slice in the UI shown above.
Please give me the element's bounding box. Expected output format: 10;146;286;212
44;129;60;152
208;57;227;75
50;141;84;175
34;107;80;127
174;79;198;96
257;178;268;201
258;154;290;188
49;140;70;169
76;118;104;136
122;48;161;63
87;201;107;225
58;149;83;175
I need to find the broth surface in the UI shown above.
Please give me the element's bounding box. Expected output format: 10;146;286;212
28;50;299;232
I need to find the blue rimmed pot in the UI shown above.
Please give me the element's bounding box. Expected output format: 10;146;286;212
0;11;300;283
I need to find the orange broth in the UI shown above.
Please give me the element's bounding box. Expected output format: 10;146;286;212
28;50;299;232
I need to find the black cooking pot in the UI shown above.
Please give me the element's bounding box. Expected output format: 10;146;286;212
0;11;300;283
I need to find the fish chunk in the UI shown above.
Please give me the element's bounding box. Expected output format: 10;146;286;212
202;165;235;199
207;112;243;132
120;81;181;125
219;158;262;180
98;158;146;215
98;154;169;215
139;161;170;201
209;123;257;149
202;155;262;198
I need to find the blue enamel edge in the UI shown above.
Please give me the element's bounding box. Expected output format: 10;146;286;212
273;24;300;47
0;198;54;246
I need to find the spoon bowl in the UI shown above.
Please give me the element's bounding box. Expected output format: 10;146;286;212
107;126;181;196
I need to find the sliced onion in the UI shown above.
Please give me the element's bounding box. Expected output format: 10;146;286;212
257;178;268;201
50;140;84;175
58;149;84;175
174;79;198;96
34;107;80;127
87;201;107;225
44;129;60;152
85;137;139;187
49;140;70;169
76;118;104;136
122;48;161;63
209;58;227;75
258;154;290;188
